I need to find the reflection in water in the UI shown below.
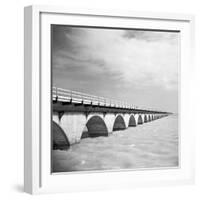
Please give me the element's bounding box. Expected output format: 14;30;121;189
52;115;178;173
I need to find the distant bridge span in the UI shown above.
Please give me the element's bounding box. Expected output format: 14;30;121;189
52;87;171;150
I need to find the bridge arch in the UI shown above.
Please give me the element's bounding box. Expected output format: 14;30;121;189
138;115;143;125
129;115;137;127
144;114;148;123
83;115;108;138
113;114;126;131
52;121;70;150
148;114;151;122
87;113;104;121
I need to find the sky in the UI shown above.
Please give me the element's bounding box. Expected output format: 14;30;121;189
52;25;179;113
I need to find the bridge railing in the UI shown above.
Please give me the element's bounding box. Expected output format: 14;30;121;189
52;87;138;109
52;86;166;113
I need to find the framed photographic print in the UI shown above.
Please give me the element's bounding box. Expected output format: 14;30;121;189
24;5;195;194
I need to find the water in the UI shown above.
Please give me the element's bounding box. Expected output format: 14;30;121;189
52;115;179;173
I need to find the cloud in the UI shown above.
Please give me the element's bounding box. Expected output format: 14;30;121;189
123;30;178;44
52;27;179;91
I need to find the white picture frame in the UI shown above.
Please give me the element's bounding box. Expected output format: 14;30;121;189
24;5;195;194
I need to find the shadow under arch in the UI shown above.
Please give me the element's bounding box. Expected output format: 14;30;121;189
129;115;137;127
113;115;126;131
148;115;151;121
52;121;70;150
138;115;143;125
144;115;148;123
81;116;108;138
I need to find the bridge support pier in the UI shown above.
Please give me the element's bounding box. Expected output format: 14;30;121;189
104;113;116;133
59;113;86;144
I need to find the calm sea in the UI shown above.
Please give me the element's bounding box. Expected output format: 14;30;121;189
52;115;179;173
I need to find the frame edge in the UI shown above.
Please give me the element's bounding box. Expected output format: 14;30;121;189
24;5;33;194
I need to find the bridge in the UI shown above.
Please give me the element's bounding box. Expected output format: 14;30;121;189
52;87;171;150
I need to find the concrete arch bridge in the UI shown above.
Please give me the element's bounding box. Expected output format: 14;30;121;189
52;87;171;150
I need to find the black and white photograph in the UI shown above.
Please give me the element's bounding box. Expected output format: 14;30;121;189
51;25;179;173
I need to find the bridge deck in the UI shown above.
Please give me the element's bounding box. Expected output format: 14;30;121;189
52;87;170;114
